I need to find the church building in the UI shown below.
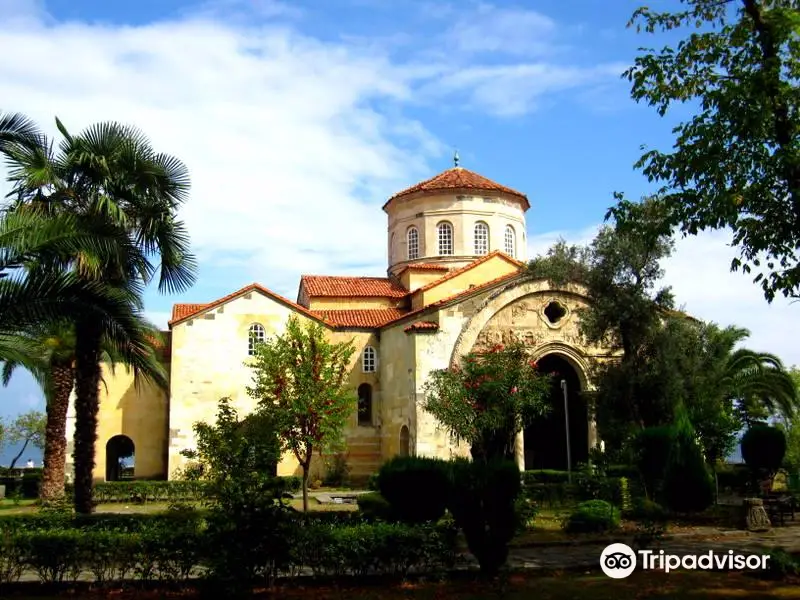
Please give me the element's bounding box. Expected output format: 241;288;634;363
69;162;616;483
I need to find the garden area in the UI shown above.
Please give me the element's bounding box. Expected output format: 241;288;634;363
4;0;800;596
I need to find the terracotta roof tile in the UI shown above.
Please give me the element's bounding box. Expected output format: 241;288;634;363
169;283;330;327
384;167;528;209
412;250;525;295
403;321;439;333
300;275;408;298
171;303;208;323
397;263;450;275
312;308;408;328
382;270;522;330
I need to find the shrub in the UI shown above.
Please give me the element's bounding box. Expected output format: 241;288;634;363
377;456;450;524
625;497;668;522
634;426;675;499
357;492;393;522
447;458;521;576
762;547;800;580
662;418;714;514
291;521;457;577
742;424;787;478
563;500;620;533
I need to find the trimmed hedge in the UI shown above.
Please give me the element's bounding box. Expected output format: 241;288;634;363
0;515;457;585
521;470;641;508
563;500;620;533
377;457;450;524
62;477;302;504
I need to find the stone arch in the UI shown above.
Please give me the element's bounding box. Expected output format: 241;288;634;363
106;435;135;482
528;342;592;392
449;278;592;368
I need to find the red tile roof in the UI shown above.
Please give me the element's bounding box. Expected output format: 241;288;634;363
171;303;209;323
169;283;331;327
383;270;523;330
403;321;439;333
312;308;408;328
412;250;525;295
300;275;408;298
384;167;529;209
397;263;450;275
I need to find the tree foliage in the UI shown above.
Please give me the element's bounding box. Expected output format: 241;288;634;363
246;315;355;511
625;0;800;301
5;410;46;470
421;342;552;463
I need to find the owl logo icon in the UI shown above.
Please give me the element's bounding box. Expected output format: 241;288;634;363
600;543;637;578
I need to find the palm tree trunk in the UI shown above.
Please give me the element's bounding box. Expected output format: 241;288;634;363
73;319;102;514
41;363;74;505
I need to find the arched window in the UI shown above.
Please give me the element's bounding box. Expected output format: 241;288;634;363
474;222;489;255
362;345;377;373
389;232;395;263
437;222;453;256
357;383;372;426
407;227;419;260
248;323;266;356
106;435;135;482
504;225;516;258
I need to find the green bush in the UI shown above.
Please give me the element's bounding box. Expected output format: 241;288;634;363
64;477;302;505
521;473;640;508
563;499;620;533
377;456;450;524
625;497;668;522
634;426;675;499
448;458;521;576
742;424;787;476
357;492;393;521
662;420;715;514
716;464;751;494
292;521;457;577
762;547;800;580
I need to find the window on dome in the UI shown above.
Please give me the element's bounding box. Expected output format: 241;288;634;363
474;222;489;255
407;227;419;260
362;346;377;373
248;323;266;356
437;222;454;256
504;225;516;258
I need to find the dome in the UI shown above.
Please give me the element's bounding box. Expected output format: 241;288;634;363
383;166;529;211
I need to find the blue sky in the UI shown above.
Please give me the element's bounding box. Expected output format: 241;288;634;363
0;0;797;434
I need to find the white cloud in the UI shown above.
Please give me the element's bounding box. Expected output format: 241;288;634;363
528;227;800;368
446;4;558;57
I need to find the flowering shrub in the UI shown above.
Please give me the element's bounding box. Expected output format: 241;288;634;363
422;342;552;462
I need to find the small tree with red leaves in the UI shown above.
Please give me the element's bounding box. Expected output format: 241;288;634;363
422;342;552;463
247;316;356;512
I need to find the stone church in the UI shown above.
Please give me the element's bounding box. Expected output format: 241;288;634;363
68;163;616;482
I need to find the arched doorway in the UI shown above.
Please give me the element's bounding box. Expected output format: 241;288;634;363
357;384;372;426
399;425;410;457
106;435;135;481
524;354;588;471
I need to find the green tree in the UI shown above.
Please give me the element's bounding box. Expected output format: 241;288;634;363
246;315;356;512
6;410;46;470
2;116;196;514
625;0;800;301
422;342;552;463
527;238;592;288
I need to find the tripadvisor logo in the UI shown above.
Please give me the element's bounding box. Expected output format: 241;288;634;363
600;543;770;578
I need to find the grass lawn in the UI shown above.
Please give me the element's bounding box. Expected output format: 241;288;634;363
3;569;798;599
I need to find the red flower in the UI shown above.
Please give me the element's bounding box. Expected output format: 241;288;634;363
511;386;518;394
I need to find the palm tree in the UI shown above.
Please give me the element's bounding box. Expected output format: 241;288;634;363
2;116;196;513
1;319;167;504
726;348;799;426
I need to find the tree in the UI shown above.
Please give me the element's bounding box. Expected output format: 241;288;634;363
527;238;592;288
624;0;800;301
1;319;167;504
422;342;552;463
2;116;196;514
6;410;46;470
246;316;356;512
